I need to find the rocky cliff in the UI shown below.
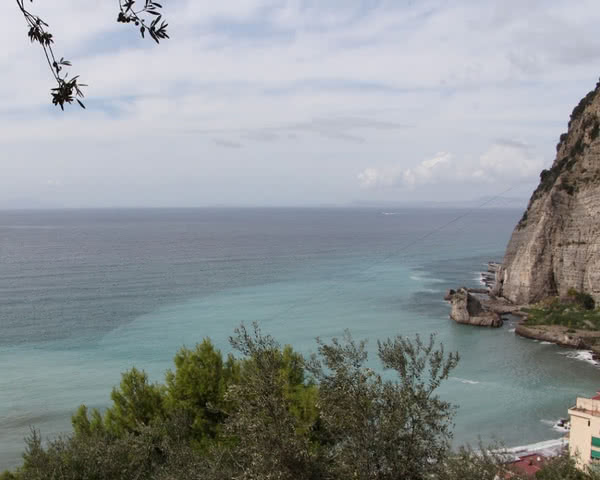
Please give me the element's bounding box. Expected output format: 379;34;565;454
447;288;503;327
494;80;600;304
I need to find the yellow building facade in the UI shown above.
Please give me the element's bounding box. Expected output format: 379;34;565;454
568;394;600;469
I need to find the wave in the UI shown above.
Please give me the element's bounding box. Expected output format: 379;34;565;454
540;418;570;433
505;438;568;456
451;377;480;385
381;212;398;216
508;328;516;333
410;275;445;284
559;350;599;366
540;341;553;345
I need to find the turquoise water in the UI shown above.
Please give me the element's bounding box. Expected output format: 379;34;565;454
1;208;599;469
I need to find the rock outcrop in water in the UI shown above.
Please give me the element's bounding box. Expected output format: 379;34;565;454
493;80;600;304
447;288;503;327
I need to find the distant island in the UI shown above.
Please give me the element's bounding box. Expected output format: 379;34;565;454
350;196;529;209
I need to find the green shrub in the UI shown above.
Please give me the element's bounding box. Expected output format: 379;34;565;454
570;88;597;125
568;288;596;311
591;121;600;141
517;210;528;229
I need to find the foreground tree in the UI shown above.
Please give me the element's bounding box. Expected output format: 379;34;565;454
15;0;169;109
164;339;239;445
534;454;600;480
207;323;323;480
442;444;515;480
7;323;600;480
308;332;459;480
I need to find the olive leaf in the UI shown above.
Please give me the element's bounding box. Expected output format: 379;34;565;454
16;0;169;110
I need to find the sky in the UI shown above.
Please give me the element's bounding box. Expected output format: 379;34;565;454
2;0;600;208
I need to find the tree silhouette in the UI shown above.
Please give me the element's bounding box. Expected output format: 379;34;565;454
15;0;169;110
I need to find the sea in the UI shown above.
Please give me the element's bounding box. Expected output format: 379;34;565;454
1;207;599;469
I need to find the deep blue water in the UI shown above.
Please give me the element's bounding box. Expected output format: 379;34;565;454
1;208;599;469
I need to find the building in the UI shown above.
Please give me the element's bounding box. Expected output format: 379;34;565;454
506;454;547;478
568;392;600;469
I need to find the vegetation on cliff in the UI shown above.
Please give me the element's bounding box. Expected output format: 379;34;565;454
496;78;600;305
523;289;599;331
1;323;598;479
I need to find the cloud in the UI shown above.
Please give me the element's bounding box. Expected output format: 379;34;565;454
186;116;409;145
478;140;544;179
357;152;454;189
358;142;543;189
0;0;596;206
213;138;243;148
45;179;63;187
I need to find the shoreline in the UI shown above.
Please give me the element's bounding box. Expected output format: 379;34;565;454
448;262;600;364
503;437;568;459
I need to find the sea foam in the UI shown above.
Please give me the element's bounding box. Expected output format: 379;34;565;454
559;350;599;366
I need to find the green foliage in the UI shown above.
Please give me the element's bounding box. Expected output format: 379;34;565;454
308;332;459;480
530;150;582;203
214;323;324;480
535;165;561;198
591;121;600;141
570;87;598;126
571;137;587;157
517;209;528;229
18;419;202;480
102;367;166;436
9;324;600;480
71;405;104;438
535;454;600;480
558;132;569;151
165;339;236;443
559;180;576;195
443;444;514;480
568;288;596;311
0;470;19;480
524;291;599;330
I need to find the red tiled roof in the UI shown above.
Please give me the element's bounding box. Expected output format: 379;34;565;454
508;454;547;477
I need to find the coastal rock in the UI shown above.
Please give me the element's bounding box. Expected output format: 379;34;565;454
480;262;501;289
447;288;503;327
515;324;588;349
481;296;527;316
494;80;600;304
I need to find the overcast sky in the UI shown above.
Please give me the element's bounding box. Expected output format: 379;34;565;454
3;0;600;208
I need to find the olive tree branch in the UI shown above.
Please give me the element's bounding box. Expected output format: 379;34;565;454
16;0;169;110
117;0;170;43
16;0;87;110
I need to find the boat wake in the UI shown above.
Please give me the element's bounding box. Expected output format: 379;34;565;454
410;274;445;284
451;377;480;385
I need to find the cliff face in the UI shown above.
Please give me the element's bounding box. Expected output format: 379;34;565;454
448;288;503;327
494;80;600;304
